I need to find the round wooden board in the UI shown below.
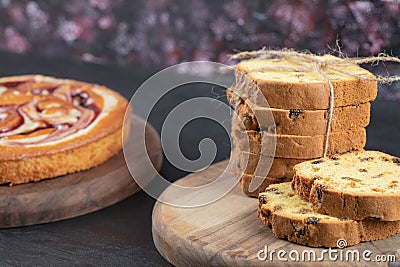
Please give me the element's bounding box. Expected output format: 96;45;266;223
0;115;162;228
153;160;400;266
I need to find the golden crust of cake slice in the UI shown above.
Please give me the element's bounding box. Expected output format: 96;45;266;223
258;182;400;247
292;150;400;221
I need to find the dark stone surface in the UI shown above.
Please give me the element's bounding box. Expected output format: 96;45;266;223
0;51;398;266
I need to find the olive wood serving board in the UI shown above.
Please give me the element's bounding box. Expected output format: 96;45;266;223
152;160;400;266
0;115;162;228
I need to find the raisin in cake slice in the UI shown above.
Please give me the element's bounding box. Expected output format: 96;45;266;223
292;151;400;221
258;182;400;247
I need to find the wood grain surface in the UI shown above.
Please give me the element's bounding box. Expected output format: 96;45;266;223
152;160;400;266
0;115;162;228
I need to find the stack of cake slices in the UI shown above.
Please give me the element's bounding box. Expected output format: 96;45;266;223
228;55;378;196
258;151;400;247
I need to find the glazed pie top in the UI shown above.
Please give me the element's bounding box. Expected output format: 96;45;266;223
0;75;129;161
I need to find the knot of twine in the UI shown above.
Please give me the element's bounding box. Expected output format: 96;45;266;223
230;48;400;157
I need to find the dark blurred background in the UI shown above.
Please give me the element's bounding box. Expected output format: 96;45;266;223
0;0;399;98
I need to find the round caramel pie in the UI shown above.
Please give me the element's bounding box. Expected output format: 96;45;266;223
0;75;130;185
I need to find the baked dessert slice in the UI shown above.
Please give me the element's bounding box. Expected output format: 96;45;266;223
233;55;378;110
258;182;400;247
231;148;304;179
231;126;366;159
228;88;371;136
239;173;291;197
231;148;292;197
292;150;400;221
231;149;293;197
0;75;130;185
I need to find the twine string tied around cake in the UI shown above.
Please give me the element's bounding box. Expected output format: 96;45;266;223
230;49;400;158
